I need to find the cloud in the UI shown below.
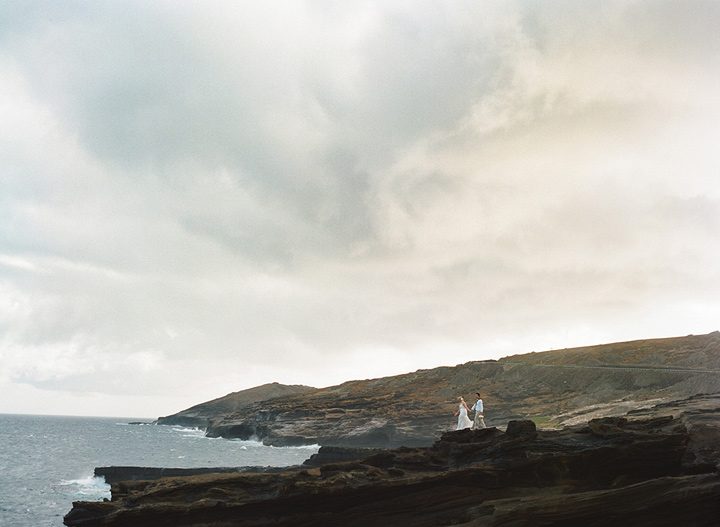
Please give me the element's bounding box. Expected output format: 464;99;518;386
0;1;719;417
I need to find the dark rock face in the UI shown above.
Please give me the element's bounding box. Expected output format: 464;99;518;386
302;446;387;467
65;394;720;527
95;466;243;484
92;448;382;485
95;466;304;484
205;403;443;448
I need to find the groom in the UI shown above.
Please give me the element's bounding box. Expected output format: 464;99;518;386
471;392;486;429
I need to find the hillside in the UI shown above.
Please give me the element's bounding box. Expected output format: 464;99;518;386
156;382;315;427
508;332;720;369
203;331;720;447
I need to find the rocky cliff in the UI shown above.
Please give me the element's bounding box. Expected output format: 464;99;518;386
156;382;315;428
65;393;720;526
203;332;720;447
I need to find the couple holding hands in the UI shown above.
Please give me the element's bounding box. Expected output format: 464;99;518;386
455;392;486;430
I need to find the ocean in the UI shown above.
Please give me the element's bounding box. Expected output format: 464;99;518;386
0;413;318;527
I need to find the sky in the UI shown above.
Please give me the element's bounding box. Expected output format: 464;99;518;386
1;1;719;419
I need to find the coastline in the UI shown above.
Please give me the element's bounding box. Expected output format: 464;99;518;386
66;394;720;526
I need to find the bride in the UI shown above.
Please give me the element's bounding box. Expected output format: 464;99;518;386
454;397;473;430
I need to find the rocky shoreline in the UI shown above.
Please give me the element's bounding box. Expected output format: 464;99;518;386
66;393;720;526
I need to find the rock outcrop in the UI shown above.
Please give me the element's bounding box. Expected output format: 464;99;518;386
94;448;386;485
203;332;720;447
65;394;720;526
94;465;305;484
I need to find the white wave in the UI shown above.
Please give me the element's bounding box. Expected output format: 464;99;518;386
269;444;321;450
60;476;110;499
170;426;207;438
227;438;264;446
226;437;320;451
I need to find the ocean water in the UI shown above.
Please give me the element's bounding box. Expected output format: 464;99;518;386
0;414;318;527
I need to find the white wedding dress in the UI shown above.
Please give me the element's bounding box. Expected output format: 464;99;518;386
457;404;473;430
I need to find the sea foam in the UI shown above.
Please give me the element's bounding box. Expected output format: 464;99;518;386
60;476;110;498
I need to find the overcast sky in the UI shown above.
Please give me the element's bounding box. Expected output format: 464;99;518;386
1;1;719;418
